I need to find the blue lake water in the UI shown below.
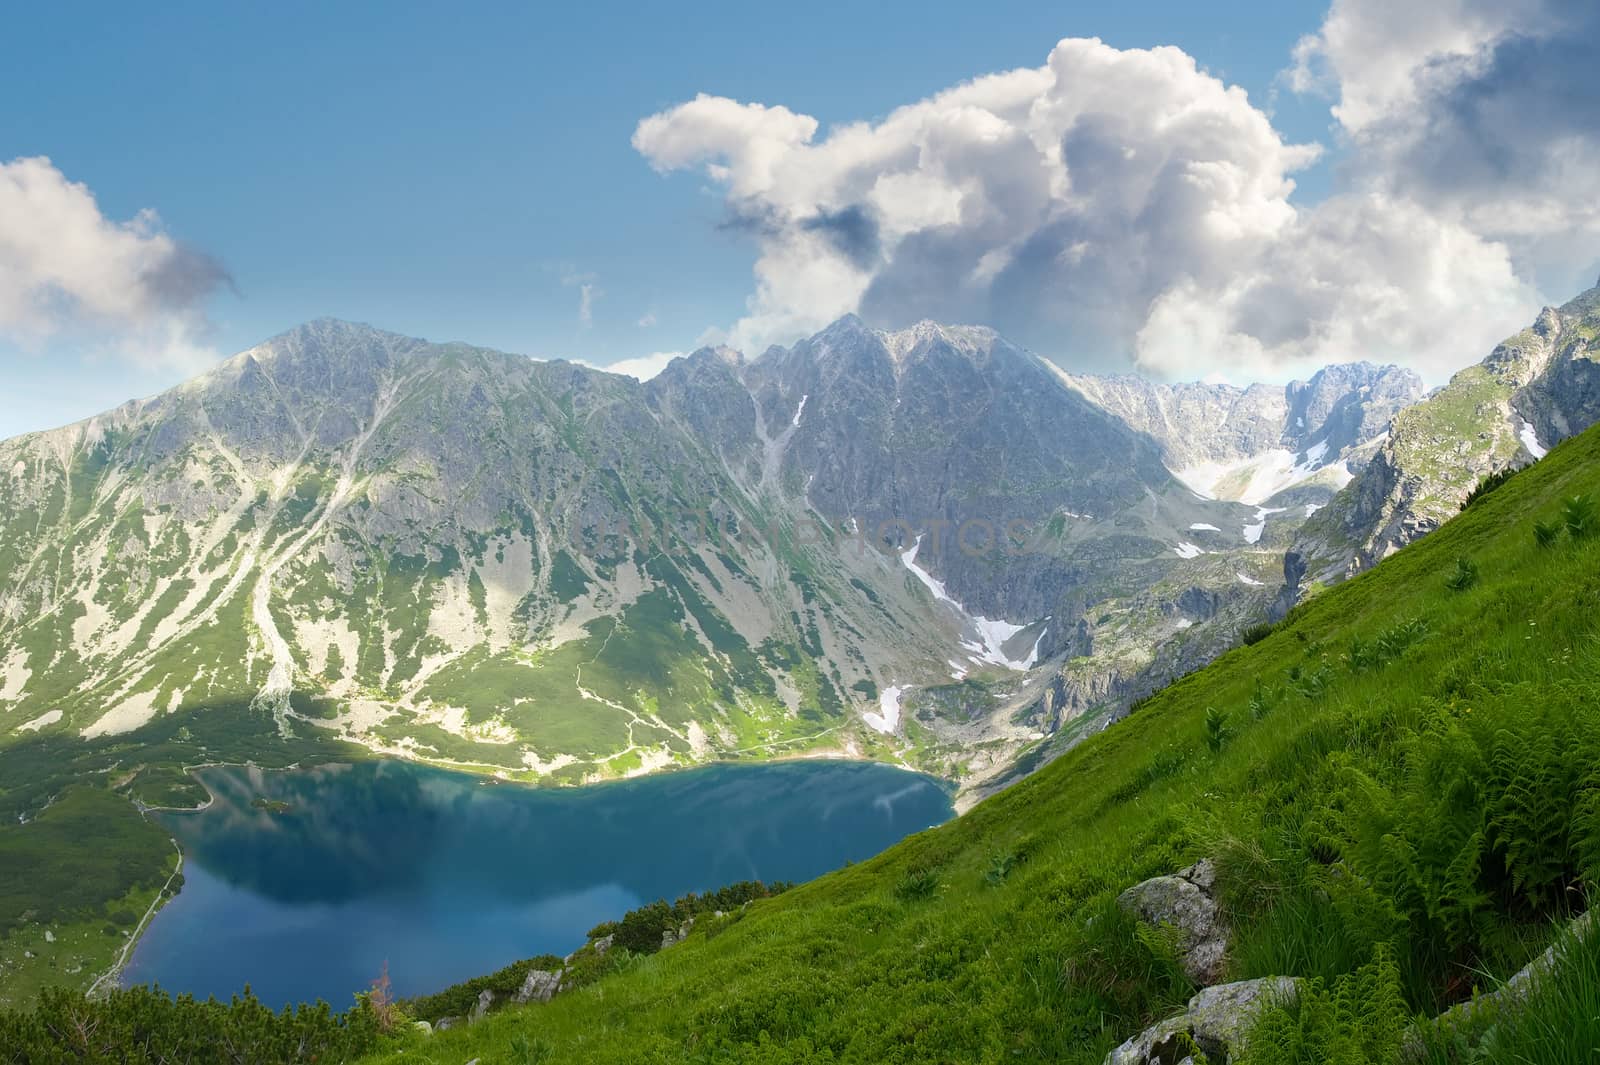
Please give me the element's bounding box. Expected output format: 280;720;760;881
121;758;952;1008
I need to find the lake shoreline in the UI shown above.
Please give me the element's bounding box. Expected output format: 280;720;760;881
106;744;957;998
115;757;954;1007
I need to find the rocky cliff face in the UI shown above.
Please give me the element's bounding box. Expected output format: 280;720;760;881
0;315;1426;796
1059;364;1423;497
1291;281;1600;585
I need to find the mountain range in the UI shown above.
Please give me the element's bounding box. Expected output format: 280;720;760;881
3;281;1598;800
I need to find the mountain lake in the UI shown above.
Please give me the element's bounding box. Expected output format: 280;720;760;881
121;758;953;1007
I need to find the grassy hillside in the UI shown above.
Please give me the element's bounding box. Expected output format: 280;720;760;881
343;422;1600;1064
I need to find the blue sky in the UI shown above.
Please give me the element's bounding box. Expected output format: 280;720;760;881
3;0;1597;437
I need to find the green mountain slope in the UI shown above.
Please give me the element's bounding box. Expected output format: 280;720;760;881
348;421;1600;1064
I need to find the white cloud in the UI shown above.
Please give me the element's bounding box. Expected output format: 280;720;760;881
1289;0;1600;293
633;30;1588;383
583;350;683;381
1137;193;1537;381
637;311;657;328
0;156;226;372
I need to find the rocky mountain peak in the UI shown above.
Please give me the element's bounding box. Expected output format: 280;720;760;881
878;320;1002;367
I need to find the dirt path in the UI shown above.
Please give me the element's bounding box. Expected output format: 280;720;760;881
86;839;184;1000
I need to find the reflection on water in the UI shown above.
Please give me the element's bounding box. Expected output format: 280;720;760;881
123;759;952;1007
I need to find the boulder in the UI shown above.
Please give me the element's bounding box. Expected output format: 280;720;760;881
1406;910;1595;1058
410;1020;433;1036
1106;976;1301;1064
1117;859;1229;985
434;1016;463;1031
661;918;695;949
469;988;493;1023
514;967;564;1005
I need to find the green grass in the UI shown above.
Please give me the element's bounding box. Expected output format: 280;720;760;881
0;789;176;1008
335;422;1600;1064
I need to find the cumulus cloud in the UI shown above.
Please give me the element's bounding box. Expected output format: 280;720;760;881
0;156;228;371
583;350;683;381
1290;0;1600;294
633;29;1589;383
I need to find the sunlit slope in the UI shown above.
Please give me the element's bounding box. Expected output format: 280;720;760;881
361;421;1600;1063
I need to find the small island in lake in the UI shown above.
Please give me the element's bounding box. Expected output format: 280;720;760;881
249;798;294;814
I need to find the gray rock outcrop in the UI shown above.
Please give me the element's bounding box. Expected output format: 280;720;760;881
1106;976;1302;1065
1407;909;1595;1057
661;918;694;950
1117;859;1229;986
469;988;493;1023
514;967;564;1005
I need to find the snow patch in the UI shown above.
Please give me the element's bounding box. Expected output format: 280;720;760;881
1519;422;1548;459
792;394;809;427
1236;572;1265;587
862;685;905;734
900;536;1041;669
1174;542;1205;559
1188;523;1221;532
1304;503;1323;517
1243;506;1287;545
947;660;969;681
1175;438;1335;506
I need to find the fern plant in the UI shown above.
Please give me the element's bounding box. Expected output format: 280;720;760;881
1488;722;1577;907
1238;946;1408;1065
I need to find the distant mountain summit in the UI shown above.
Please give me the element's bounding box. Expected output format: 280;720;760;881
0;312;1448;798
1060;363;1425;506
1291;278;1600;585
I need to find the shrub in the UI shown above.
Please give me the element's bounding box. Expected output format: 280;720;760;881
401;953;565;1022
1461;466;1523;511
0;985;386;1063
1533;519;1562;548
586;880;792;957
1242;621;1277;646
